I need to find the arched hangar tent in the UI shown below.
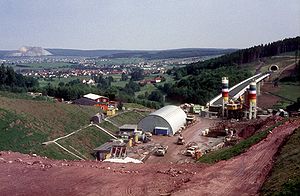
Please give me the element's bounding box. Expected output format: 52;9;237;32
138;105;187;135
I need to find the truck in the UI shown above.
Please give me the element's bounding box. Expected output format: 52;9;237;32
155;145;168;156
154;127;169;136
185;145;199;156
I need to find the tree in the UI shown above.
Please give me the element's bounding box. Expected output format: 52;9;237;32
130;68;144;81
125;80;140;92
58;82;65;87
148;90;164;103
118;101;124;110
5;66;17;86
121;72;128;81
0;64;7;85
107;76;114;83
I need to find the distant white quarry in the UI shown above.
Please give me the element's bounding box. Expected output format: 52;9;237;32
6;46;52;57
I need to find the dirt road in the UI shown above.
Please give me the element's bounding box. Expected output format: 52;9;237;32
146;117;221;164
172;118;300;196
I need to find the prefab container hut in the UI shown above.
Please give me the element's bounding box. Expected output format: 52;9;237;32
138;105;187;135
119;124;138;137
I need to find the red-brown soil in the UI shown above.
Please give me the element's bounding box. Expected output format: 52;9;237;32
257;83;281;109
146;118;220;164
172;118;300;196
1;118;299;196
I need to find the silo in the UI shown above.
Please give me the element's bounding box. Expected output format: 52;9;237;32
248;81;257;119
222;77;229;102
222;77;229;117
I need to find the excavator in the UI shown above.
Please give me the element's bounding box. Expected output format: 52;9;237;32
226;96;244;119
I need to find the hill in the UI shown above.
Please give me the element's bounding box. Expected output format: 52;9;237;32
0;48;235;59
0;93;147;160
260;127;300;195
99;48;236;59
0;94;100;159
162;36;300;104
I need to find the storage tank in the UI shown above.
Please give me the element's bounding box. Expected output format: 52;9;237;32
248;81;257;119
222;77;229;103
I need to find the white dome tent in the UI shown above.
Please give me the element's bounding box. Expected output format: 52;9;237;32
138;105;187;135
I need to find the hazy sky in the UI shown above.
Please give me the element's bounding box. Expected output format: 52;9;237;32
0;0;299;50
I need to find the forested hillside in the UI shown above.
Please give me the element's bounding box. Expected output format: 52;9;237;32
176;37;299;77
161;37;300;104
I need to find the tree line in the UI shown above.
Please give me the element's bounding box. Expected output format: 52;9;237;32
172;36;300;78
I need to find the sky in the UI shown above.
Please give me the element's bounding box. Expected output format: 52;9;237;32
0;0;299;50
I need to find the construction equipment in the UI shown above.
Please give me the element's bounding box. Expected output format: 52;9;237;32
176;135;185;145
185;145;199;156
155;145;168;156
194;150;203;159
226;96;244;119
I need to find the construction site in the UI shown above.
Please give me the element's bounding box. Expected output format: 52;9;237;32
1;64;299;195
63;71;297;166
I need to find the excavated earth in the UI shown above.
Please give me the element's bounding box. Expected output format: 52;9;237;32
1;118;299;196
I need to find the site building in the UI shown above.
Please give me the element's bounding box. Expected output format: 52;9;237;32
83;93;109;103
119;124;138;137
94;141;127;161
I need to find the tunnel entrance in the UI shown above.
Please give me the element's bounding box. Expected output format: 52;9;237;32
269;64;279;72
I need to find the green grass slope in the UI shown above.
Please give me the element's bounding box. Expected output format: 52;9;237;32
0;95;99;139
0;94;105;159
57;126;112;159
0;93;149;160
108;111;148;126
260;128;300;196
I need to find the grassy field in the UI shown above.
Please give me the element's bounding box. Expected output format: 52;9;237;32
0;91;52;102
0;93;102;159
26;62;73;68
38;76;91;87
260;128;300;195
135;83;157;97
96;58;143;66
272;83;300;109
111;80;127;88
123;102;150;109
108;111;147;127
99;121;119;133
198;122;283;164
56;126;112;159
0;92;149;160
276;84;300;102
13;62;73;70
